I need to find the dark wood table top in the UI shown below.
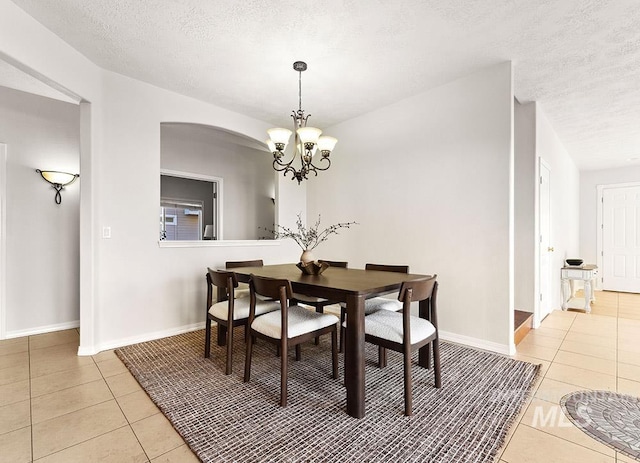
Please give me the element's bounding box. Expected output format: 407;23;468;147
230;263;430;301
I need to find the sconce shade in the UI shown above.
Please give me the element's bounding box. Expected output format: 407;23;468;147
36;169;79;204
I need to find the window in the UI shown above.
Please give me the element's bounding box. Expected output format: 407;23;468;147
160;200;203;240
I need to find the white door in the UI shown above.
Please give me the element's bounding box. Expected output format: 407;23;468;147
602;185;640;292
539;161;553;321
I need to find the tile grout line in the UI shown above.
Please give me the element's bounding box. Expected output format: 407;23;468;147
498;309;574;459
502;305;615;460
28;334;34;463
523;310;610;458
27;339;130;461
96;352;154;463
518;420;617;459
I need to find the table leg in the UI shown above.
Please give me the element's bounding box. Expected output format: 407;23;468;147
345;294;365;419
584;278;592;313
561;278;569;310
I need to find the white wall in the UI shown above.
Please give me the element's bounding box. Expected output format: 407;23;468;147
580;165;640;265
535;104;580;308
307;63;515;352
92;71;305;352
514;100;536;313
0;86;80;336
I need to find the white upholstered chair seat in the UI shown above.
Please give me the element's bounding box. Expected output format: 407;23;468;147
252;305;339;339
358;310;436;344
340;297;402;315
234;287;251;299
225;285;271;301
209;298;280;321
292;293;329;304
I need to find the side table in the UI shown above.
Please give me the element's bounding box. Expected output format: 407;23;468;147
561;264;598;313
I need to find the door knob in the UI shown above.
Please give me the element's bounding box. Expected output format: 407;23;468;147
548;247;554;252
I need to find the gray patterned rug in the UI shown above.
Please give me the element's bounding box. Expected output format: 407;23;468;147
115;329;539;463
561;391;640;460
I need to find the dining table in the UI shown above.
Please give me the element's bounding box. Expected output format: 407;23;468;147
229;263;431;419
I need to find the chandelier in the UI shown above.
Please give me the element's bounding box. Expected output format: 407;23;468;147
266;61;337;184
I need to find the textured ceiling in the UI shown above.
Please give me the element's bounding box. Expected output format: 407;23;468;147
6;0;640;170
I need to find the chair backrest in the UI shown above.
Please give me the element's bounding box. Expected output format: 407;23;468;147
206;268;239;309
250;274;293;301
318;260;348;268
398;275;438;347
365;263;409;273
398;275;437;304
225;259;264;269
208;268;239;291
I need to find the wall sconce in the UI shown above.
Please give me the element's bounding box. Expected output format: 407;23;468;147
36;169;79;204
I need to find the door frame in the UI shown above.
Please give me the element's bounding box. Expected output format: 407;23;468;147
596;181;640;291
534;158;552;328
0;144;6;339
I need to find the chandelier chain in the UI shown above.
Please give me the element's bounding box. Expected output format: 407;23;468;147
298;69;302;115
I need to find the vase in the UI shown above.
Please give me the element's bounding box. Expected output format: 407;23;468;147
300;249;315;264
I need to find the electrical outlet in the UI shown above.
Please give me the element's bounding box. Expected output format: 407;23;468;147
102;226;111;239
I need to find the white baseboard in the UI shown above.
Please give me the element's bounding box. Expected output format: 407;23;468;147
5;320;80;339
439;330;513;356
78;324;515;357
77;322;206;356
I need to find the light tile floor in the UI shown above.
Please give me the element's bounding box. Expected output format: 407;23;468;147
499;290;640;463
1;290;638;462
0;329;199;463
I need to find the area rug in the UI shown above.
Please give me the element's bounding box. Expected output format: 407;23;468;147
561;390;640;460
115;330;539;463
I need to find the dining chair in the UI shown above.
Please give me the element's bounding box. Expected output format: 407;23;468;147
225;259;264;299
244;274;339;407
360;275;440;416
205;268;279;375
339;263;409;352
291;260;348;345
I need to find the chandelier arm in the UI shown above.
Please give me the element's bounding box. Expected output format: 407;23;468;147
272;157;295;172
284;165;298;179
308;157;332;172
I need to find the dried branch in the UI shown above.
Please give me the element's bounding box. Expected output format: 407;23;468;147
261;213;357;251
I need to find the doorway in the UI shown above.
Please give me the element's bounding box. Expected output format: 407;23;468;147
598;183;640;293
537;160;553;324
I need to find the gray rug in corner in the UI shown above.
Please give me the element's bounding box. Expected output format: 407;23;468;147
561;390;640;460
115;330;539;463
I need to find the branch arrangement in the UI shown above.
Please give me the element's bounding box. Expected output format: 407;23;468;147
264;213;357;251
